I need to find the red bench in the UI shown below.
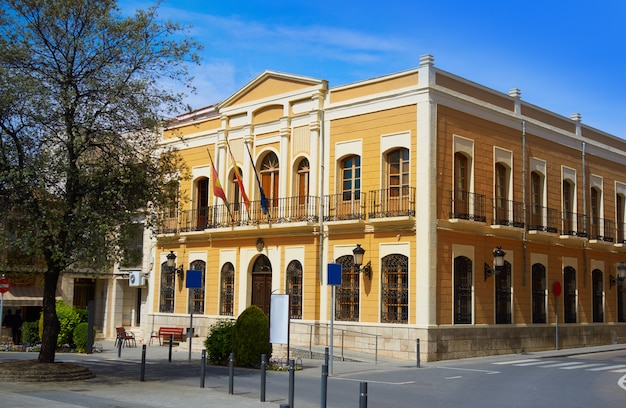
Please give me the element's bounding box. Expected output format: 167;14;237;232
150;327;184;346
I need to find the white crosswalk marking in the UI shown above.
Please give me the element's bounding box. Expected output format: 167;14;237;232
493;359;540;365
586;365;626;371
539;362;584;368
492;359;626;373
514;360;556;366
559;363;603;370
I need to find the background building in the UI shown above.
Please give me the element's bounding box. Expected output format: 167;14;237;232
142;55;626;361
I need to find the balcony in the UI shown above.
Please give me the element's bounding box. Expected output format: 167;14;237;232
323;192;366;222
448;190;486;222
560;212;587;237
368;187;416;219
491;198;525;228
527;205;559;233
588;218;615;243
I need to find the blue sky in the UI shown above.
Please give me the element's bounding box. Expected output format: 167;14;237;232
121;0;626;139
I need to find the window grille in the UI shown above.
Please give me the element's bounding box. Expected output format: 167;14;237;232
335;255;359;321
159;262;175;313
454;256;472;324
532;263;546;323
220;262;235;316
188;260;205;314
286;260;303;319
381;254;408;323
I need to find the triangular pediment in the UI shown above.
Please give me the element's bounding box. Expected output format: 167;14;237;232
219;71;325;109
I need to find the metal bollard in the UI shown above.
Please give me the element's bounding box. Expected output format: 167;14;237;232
359;382;368;408
168;334;174;362
228;352;234;395
280;405;290;408
260;354;266;402
416;338;421;368
288;359;295;408
200;349;206;388
117;333;122;358
140;345;146;381
324;347;329;367
320;363;328;408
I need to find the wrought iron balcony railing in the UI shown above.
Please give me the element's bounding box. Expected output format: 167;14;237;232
368;187;416;219
561;211;587;237
588;218;615;242
449;190;486;222
323;192;366;222
527;205;560;233
491;198;525;228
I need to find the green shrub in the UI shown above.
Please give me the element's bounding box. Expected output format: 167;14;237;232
39;301;82;348
232;305;271;367
204;320;235;365
73;322;95;353
22;321;40;345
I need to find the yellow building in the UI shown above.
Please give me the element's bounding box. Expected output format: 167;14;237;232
147;55;626;361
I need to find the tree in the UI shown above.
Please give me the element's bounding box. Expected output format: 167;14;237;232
0;0;199;363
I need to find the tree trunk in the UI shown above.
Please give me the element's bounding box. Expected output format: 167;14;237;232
38;269;60;363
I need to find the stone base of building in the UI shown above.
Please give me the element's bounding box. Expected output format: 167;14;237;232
144;315;626;362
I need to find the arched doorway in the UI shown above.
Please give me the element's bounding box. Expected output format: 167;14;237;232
251;255;272;315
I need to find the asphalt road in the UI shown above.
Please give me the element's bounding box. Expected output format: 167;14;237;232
1;343;626;407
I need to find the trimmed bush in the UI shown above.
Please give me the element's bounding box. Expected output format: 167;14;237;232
21;321;40;345
73;322;95;353
38;300;82;348
232;305;271;367
204;320;235;365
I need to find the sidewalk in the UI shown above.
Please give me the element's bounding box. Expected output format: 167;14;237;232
1;339;625;407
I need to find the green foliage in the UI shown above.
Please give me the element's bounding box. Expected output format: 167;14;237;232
21;321;40;345
0;0;199;362
39;301;82;348
232;305;272;367
73;322;95;353
204;320;235;365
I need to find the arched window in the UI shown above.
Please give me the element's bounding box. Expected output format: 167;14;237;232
454;256;472;324
296;158;309;204
453;152;469;218
335;254;359;321
220;262;235;316
592;269;603;323
564;266;577;323
532;263;546;323
341;155;361;202
494;163;509;225
188;260;206;314
495;261;511;324
590;187;601;239
231;167;243;212
260;152;279;208
530;171;544;231
159;261;175;313
562;180;574;235
617;193;625;243
381;254;409;324
286;260;303;319
385;148;411;216
195;177;209;230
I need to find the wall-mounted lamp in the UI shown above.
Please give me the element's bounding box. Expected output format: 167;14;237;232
484;246;506;281
166;250;185;280
609;262;626;289
353;244;372;279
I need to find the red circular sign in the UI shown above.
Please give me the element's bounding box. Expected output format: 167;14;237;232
0;278;10;294
553;281;562;297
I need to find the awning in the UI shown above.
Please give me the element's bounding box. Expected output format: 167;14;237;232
0;286;62;307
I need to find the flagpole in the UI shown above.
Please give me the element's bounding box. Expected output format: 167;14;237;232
244;140;270;216
207;148;233;222
224;137;250;213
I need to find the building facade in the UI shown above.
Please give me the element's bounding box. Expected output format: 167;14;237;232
146;54;626;361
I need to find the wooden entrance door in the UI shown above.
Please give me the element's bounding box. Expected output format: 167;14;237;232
252;273;272;315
